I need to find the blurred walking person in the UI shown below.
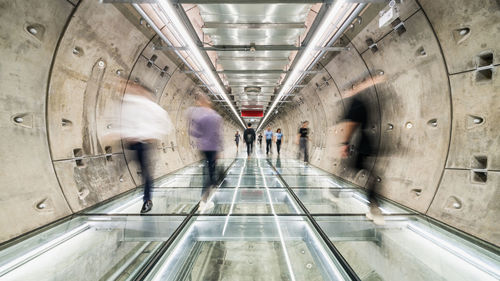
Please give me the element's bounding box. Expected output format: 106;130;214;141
189;92;222;211
120;82;173;213
234;131;241;152
339;75;385;224
265;127;273;155
258;133;263;148
244;123;256;157
296;121;310;163
275;128;283;156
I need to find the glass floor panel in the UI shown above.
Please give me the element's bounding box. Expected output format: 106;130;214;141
172;160;234;175
172;166;205;175
144;216;352;281
293;188;412;215
218;158;238;165
276;167;332;176
0;216;185;281
269;160;311;168
316;216;500;281
86;188;203;214
220;175;284;188
281;175;356;188
2;154;499;281
154;175;205;188
198;188;303;215
226;166;276;176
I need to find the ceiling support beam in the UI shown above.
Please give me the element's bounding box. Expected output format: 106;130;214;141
154;45;349;52
218;57;290;62
203;45;301;52
203;22;306;29
217;70;287;74
228;84;278;87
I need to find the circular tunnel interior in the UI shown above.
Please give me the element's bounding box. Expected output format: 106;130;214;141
0;0;499;280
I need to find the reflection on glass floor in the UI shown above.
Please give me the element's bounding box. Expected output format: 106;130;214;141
0;216;184;281
87;188;203;214
226;165;276;175
282;175;355;188
0;154;498;281
294;188;412;215
197;188;302;214
317;216;500;281
144;216;351;281
172;159;234;175
220;175;284;188
154;175;205;188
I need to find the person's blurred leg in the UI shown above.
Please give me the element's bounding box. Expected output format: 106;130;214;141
276;140;281;155
356;153;384;224
300;138;308;163
202;151;217;201
132;142;153;213
207;151;217;186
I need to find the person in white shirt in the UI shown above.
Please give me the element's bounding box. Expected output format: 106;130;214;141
120;82;173;213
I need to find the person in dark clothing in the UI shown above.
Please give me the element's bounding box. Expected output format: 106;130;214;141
258;134;263;148
234;131;241;151
296;121;310;163
275;128;283;155
265;126;273;155
243;123;256;157
340;74;385;224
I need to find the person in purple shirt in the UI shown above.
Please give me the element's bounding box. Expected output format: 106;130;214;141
189;92;222;211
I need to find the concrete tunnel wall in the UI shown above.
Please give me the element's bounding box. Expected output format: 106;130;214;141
0;0;240;243
0;0;498;247
266;0;499;246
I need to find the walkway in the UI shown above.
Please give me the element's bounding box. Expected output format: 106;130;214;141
0;150;499;281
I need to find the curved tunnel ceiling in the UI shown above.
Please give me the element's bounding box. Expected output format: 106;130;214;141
0;0;499;251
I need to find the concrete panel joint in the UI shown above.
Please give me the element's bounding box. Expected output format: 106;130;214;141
391;17;406;36
73;148;84;167
475;51;494;82
105;146;113;161
146;54;157;68
471;170;488;184
366;38;378;53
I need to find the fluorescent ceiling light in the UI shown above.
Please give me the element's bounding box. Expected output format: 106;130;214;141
134;1;245;128
257;1;360;131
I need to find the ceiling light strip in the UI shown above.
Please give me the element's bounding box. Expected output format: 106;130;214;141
134;2;246;128
257;1;365;131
